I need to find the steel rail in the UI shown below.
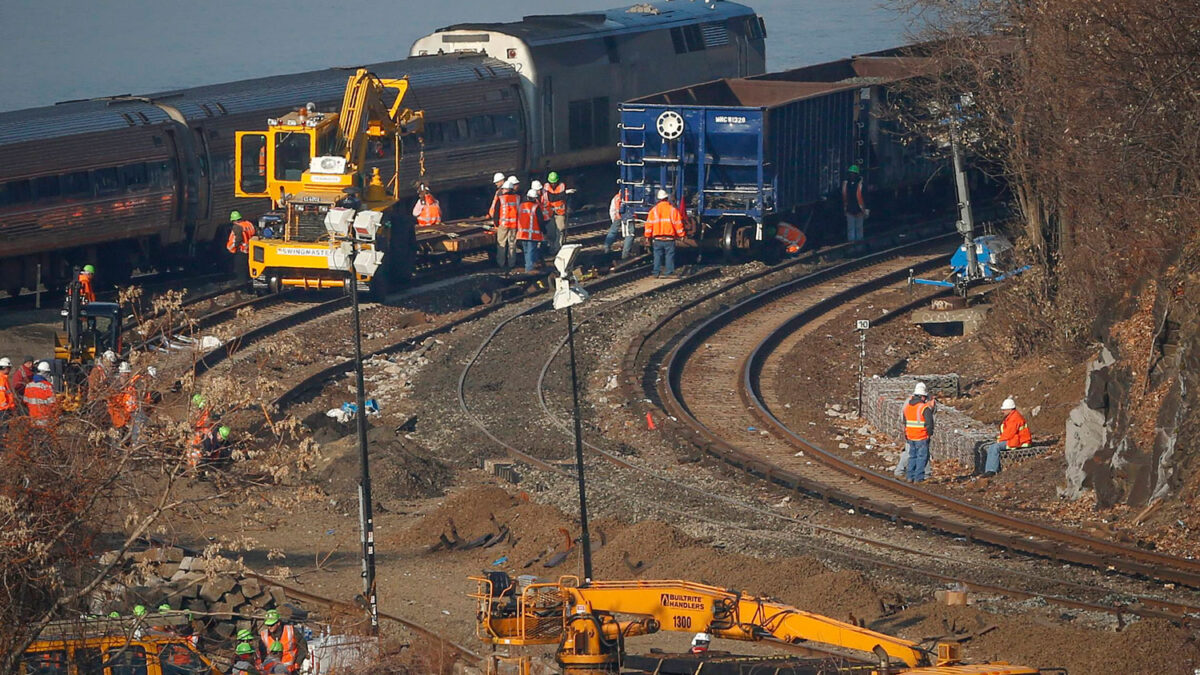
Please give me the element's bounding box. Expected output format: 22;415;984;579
648;235;1200;591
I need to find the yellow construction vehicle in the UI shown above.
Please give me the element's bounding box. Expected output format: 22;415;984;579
52;269;122;410
469;574;1042;675
234;68;424;295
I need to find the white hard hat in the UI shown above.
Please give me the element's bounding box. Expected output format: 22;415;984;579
656;188;669;200
530;180;543;191
0;357;10;368
1001;397;1016;411
913;382;927;397
504;176;518;188
692;632;711;645
103;349;116;363
146;366;158;378
118;361;132;374
526;188;540;199
37;361;52;374
493;172;506;184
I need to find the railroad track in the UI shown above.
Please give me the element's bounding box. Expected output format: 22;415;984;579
626;234;1200;608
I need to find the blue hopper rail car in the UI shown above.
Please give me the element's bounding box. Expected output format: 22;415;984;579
618;47;953;257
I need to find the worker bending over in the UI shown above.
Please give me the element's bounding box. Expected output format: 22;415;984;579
644;189;686;278
604;189;636;260
899;381;935;482
516;188;546;272
774;222;807;255
412;184;442;227
979;397;1031;477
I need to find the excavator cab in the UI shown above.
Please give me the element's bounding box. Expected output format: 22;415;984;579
53;274;122;409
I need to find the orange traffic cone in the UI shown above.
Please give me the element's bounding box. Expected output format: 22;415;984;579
646;412;656;430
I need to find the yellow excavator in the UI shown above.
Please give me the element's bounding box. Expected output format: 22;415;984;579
234;68;424;296
470;574;1044;675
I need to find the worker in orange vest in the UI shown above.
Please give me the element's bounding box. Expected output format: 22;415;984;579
259;609;307;674
23;361;58;427
604;189;635;260
979;397;1032;477
107;362;139;430
494;176;521;271
543;172;572;254
515;188;545;272
899;381;936;482
643;189;686;278
87;350;117;402
412;184;442;227
486;172;506;225
77;264;97;303
774;222;807;255
227;211;256;282
0;357;15;432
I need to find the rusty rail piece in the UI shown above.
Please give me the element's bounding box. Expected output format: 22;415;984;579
645;235;1200;595
240;570;481;664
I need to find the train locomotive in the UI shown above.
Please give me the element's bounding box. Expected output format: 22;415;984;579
0;0;766;296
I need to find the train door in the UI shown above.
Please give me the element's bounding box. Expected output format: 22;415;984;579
191;128;212;222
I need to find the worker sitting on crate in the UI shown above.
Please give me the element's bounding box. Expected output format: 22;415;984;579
412;184;443;227
976;397;1032;477
644;189;686;278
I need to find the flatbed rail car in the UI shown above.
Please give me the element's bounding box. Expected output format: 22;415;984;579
618;48;953;256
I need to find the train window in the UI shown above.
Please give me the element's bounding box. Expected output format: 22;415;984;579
148;162;170;189
424;122;444;146
456;119;469;140
93;167;121;196
758;16;767;39
274;132;311;181
684;25;705;52
568;97;609;150
469;115;495;138
670;27;687;54
239;133;268;193
442;121;461;144
492;114;519;139
2;179;32;206
317;126;338;157
211;154;234;184
62;171;91;199
33;175;61;202
122;163;149;192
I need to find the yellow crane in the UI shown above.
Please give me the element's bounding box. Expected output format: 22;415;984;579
469;574;1040;675
234;68;424;295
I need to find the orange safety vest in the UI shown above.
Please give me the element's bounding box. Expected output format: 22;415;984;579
516;201;544;241
227;219;255;254
775;223;807;253
0;371;13;411
23;379;56;426
260;625;299;672
78;273;96;303
498;192;520;229
998;409;1032;448
545;182;567;216
643;200;685;239
415;196;442;227
487;187;503;219
87;363;111;401
108;376;140;428
902;400;932;441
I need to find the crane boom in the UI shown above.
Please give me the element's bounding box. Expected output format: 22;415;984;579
470;575;1038;674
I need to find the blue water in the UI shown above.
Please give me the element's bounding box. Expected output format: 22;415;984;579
0;0;917;113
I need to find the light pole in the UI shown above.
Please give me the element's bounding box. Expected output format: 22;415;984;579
325;207;386;632
552;244;594;583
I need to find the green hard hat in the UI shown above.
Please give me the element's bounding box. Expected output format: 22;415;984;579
269;641;283;653
158;603;172;613
83;264;96;274
236;643;255;656
108;611;121;619
230;211;242;221
848;164;861;174
192;394;206;408
547;172;559;183
218;426;231;441
133;605;147;617
264;609;280;626
236;629;254;641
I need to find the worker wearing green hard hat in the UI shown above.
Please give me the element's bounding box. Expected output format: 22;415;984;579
259;607;307;673
848;164;861;174
218;426;231;441
237;628;255;642
133;604;147;617
264;609;280;626
236;643;256;655
108;611;121;619
83;264;96;274
192;394;206;408
547;171;559;183
230;211;242;221
158;603;172;613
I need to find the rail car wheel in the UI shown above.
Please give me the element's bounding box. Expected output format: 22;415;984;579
720;220;738;264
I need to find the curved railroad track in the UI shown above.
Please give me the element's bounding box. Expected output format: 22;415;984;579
631;235;1200;602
